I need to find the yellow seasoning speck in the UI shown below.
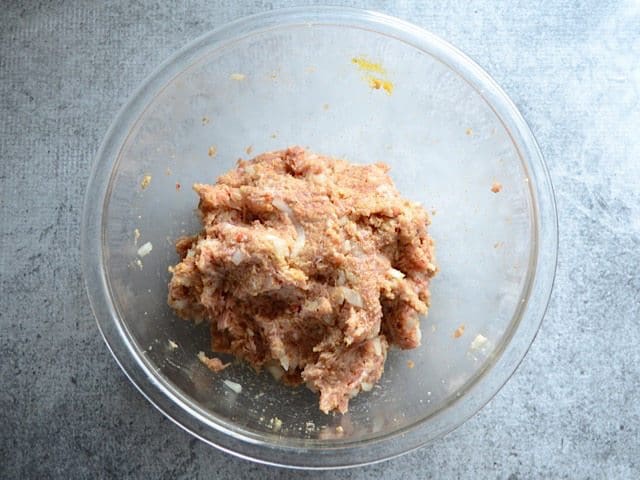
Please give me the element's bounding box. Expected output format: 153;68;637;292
368;77;394;95
352;57;386;74
140;174;152;190
352;57;394;94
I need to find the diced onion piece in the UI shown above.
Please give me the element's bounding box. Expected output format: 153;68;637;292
372;337;382;356
272;197;293;216
361;382;373;392
273;198;305;256
279;355;290;371
272;417;283;432
332;287;344;304
311;173;326;184
341;287;363;308
230;249;246;265
470;334;488;351
264;233;289;258
350;244;365;258
375;184;390;194
291;221;305;256
223;379;242;394
137;241;153;257
303;299;320;312
387;268;405;280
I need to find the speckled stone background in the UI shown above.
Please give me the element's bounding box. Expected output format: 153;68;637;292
1;0;639;478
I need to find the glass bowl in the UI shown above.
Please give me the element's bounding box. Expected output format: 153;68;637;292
82;7;557;469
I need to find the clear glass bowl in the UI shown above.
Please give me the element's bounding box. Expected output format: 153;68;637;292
82;7;557;469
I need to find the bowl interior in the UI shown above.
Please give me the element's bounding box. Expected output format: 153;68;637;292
102;20;535;449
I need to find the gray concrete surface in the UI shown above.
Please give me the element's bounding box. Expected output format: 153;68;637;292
1;0;639;478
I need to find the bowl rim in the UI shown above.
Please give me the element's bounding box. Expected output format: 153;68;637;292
81;5;558;470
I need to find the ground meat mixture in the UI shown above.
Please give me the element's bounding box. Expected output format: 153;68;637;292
168;147;437;413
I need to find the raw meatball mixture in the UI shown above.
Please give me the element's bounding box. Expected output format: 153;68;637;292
168;147;437;413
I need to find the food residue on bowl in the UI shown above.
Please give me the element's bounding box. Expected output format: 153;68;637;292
137;241;153;258
470;334;488;351
491;181;502;193
133;228;141;246
351;56;386;74
407;360;415;369
368;77;394;95
208;145;218;158
467;334;491;362
351;56;394;95
140;174;152;190
230;73;246;81
269;417;283;432
197;351;230;372
168;340;179;350
453;324;465;339
223;379;242;393
167;147;437;414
